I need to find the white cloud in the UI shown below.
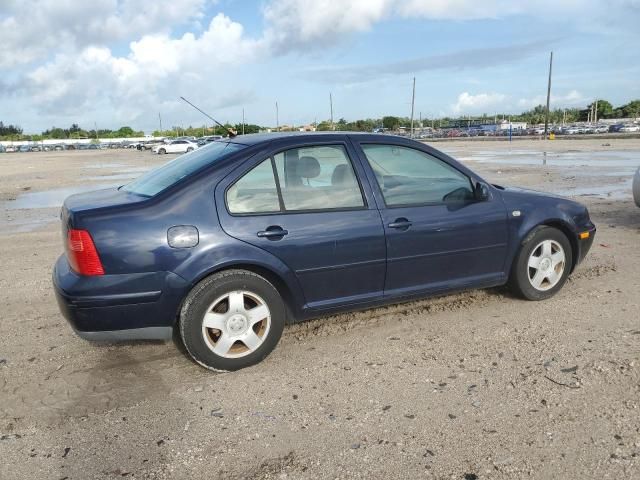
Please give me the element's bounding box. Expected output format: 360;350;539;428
517;90;585;109
451;92;507;115
262;0;391;52
24;14;260;124
0;0;208;67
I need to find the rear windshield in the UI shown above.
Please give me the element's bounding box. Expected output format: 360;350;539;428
122;142;246;197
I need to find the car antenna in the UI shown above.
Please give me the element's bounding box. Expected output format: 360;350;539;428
179;96;237;138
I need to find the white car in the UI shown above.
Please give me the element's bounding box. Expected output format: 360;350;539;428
620;124;640;133
152;140;198;154
633;167;640;208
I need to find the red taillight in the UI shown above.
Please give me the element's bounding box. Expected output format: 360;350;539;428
66;229;104;276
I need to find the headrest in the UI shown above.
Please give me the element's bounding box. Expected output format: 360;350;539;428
331;164;354;185
296;156;321;178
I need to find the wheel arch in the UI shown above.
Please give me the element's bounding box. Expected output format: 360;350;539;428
175;261;300;326
519;219;578;273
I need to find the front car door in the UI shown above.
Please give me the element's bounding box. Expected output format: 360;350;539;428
216;139;386;311
353;140;509;298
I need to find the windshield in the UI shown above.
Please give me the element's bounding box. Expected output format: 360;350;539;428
122;142;246;197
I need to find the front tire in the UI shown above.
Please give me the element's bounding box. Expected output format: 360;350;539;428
179;270;285;371
508;226;573;301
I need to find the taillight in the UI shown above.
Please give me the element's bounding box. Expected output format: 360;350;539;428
66;229;104;276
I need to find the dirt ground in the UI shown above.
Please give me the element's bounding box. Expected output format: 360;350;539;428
1;138;639;479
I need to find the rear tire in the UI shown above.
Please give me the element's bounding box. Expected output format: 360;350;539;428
508;226;573;301
179;270;285;371
159;148;166;154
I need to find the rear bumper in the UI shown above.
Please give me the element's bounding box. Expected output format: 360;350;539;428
53;255;188;341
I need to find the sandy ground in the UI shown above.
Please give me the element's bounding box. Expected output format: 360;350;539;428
0;139;639;479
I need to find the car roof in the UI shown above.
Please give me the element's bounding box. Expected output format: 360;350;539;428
227;131;403;146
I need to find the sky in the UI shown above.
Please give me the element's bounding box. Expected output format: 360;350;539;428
1;0;639;133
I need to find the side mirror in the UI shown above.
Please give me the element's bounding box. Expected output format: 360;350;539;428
475;182;490;201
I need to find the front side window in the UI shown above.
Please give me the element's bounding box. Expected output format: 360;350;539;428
273;145;364;211
361;144;474;206
226;144;365;215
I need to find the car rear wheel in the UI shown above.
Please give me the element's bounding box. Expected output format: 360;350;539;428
179;270;285;371
186;147;194;152
508;226;573;301
159;148;166;154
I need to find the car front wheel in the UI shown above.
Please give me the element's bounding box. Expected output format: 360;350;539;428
179;270;285;371
508;226;573;301
158;148;166;154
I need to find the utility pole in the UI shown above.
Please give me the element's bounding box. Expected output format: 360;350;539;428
410;77;416;139
242;108;245;135
544;51;553;138
94;121;98;141
275;102;279;132
158;112;163;134
329;93;334;131
594;100;598;123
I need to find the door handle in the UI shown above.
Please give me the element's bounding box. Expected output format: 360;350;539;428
257;227;288;239
388;218;412;230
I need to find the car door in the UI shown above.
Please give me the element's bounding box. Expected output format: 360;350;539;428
216;140;386;310
354;141;509;297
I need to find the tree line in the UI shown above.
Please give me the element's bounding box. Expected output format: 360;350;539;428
2;98;638;140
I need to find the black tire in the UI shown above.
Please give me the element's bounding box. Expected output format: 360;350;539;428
186;147;194;152
179;270;285;371
508;226;573;301
159;148;166;154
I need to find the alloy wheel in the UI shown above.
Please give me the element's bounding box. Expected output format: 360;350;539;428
527;239;566;291
201;290;271;358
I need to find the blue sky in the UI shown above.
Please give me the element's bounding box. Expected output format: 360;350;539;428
1;0;639;133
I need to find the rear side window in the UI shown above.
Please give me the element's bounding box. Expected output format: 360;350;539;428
273;145;364;211
361;144;474;206
123;142;245;197
227;160;280;214
226;144;365;215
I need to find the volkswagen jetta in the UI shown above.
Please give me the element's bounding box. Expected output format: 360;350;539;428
53;133;596;371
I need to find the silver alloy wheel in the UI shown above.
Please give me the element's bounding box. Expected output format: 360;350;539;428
201;290;271;358
527;239;566;291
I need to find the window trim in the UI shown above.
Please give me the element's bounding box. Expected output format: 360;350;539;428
224;143;369;217
360;143;478;209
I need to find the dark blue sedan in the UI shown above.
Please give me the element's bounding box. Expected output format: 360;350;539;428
53;133;596;371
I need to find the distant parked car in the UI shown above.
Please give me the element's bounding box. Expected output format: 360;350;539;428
53;144;65;151
633;167;640;208
0;144;5;153
30;145;42;152
609;124;625;133
19;145;31;152
152;139;198;154
197;135;224;146
620;124;640;133
5;145;17;153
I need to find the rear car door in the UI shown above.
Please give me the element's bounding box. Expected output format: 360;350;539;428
216;140;386;310
355;141;509;297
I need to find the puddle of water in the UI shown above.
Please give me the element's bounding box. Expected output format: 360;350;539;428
556;179;633;200
83;163;130;169
7;183;115;209
450;149;640;168
83;173;140;181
